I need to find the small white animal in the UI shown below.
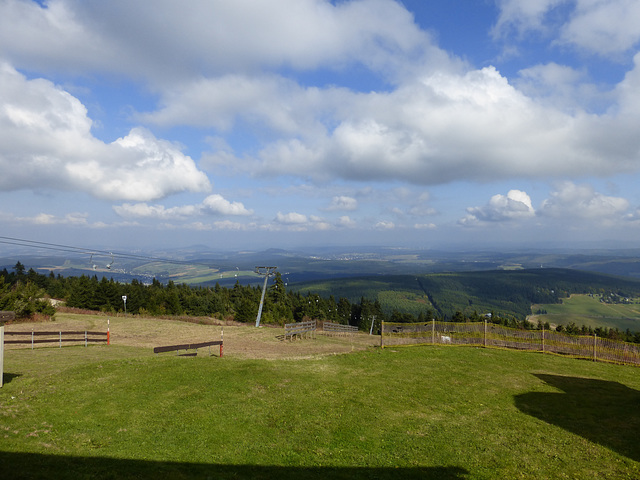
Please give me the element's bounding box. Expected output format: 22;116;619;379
441;335;452;343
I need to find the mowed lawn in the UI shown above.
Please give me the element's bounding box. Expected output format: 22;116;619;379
1;320;639;479
533;294;640;332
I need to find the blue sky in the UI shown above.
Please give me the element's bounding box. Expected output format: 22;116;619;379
2;0;640;252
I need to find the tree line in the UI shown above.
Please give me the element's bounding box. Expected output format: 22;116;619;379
1;261;639;343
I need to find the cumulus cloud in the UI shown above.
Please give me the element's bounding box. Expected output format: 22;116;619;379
326;195;358;211
201;194;253;216
461;190;536;225
114;194;252;220
0;0;439;85
493;0;640;55
273;211;333;231
252;65;640;185
374;221;395;230
0;64;211;201
539;181;629;219
275;211;309;225
337;215;357;228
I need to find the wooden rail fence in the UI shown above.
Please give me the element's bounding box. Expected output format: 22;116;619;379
322;322;358;336
284;320;316;340
4;330;109;349
153;340;223;357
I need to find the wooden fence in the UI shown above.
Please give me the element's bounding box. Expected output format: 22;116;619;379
153;340;223;357
322;322;358;336
284;320;316;340
4;330;109;349
381;320;640;367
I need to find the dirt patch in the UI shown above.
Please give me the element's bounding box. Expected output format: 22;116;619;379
3;313;380;360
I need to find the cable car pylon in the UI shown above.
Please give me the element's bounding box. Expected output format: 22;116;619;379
254;266;277;327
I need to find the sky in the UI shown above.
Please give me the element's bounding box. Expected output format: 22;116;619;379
2;0;640;253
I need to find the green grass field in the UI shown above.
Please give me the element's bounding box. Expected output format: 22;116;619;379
533;294;640;332
1;319;639;479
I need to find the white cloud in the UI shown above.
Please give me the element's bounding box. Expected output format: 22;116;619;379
326;196;358;211
374;221;395;230
559;0;640;55
414;223;436;230
255;66;619;185
0;210;113;228
539;181;629;219
201;194;253;216
0;64;211;201
493;0;640;56
138;74;341;137
272;211;334;231
0;0;439;85
114;194;252;220
337;215;357;228
462;190;536;224
275;212;309;225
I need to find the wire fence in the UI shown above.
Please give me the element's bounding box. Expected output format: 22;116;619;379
381;320;640;366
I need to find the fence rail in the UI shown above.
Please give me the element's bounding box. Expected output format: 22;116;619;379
322;322;358;335
381;320;640;366
153;340;223;356
284;320;316;340
4;330;108;349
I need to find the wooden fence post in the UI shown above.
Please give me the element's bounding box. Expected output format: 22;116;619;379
593;334;597;362
542;325;545;354
380;321;384;349
432;319;435;345
483;320;487;348
0;325;4;388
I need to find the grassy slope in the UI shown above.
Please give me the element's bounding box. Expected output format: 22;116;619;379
1;317;639;479
533;294;640;331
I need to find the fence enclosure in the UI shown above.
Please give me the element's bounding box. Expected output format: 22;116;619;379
4;330;108;349
382;320;640;366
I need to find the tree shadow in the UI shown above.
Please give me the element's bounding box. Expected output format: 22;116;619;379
0;451;469;480
514;374;640;461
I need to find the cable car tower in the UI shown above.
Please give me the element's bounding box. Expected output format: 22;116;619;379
254;266;277;327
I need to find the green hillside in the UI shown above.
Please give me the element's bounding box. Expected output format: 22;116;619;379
293;268;640;321
533;294;640;332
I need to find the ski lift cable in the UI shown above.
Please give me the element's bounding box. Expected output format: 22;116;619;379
0;236;219;268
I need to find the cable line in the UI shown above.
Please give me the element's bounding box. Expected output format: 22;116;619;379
0;236;218;268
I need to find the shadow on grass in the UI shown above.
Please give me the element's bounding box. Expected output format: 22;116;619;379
0;452;469;479
515;374;640;462
1;372;21;385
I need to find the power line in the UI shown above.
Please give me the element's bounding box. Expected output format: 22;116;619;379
0;236;218;268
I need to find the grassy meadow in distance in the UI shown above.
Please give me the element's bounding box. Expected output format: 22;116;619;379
533;294;640;332
1;316;640;479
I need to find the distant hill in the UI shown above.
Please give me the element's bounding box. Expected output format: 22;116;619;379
290;268;640;320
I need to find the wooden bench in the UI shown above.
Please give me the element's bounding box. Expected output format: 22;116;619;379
153;340;223;357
